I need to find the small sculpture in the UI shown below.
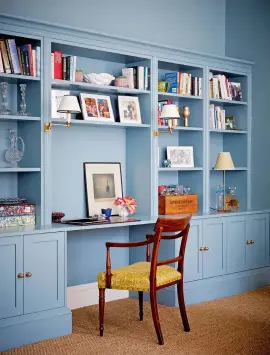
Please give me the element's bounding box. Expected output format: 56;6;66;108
182;106;191;127
162;159;172;168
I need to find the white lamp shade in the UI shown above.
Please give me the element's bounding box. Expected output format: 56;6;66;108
214;152;235;170
161;104;180;119
57;95;81;113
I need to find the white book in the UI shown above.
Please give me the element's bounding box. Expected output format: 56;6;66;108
137;66;144;90
212;77;219;99
221;109;226;129
51;53;54;79
51;90;70;119
188;74;192;95
194;77;197;96
215;106;221;129
199;78;202;96
36;46;41;77
209;104;215;129
122;68;134;89
0;50;4;73
32;49;36;77
73;56;77;81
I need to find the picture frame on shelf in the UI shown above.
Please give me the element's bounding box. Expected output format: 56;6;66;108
84;162;123;216
225;116;236;130
118;96;142;124
167;146;194;168
80;93;114;122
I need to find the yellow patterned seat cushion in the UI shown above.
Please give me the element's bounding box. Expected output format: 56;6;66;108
97;261;181;291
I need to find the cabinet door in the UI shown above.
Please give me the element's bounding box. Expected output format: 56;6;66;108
226;216;247;273
183;220;203;282
202;219;226;278
0;236;23;319
23;232;65;314
246;214;269;270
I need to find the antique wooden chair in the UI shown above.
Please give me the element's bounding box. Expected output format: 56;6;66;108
97;215;192;345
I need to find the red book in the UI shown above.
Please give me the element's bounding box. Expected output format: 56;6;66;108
53;51;62;79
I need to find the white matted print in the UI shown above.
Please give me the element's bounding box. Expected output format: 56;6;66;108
167;146;194;168
84;162;123;216
80;93;114;122
118;96;142;124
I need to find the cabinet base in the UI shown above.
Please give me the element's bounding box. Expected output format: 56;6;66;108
0;307;72;352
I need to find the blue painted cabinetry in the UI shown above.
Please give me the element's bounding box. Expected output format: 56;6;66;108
0;232;65;320
0;236;23;320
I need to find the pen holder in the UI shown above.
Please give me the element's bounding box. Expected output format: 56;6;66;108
101;208;112;218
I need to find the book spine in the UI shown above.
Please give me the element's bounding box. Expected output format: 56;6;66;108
137;66;144;90
5;40;14;73
53;51;62;80
62;56;67;80
133;67;137;89
0;49;4;73
144;67;147;90
36;46;40;77
199;78;202;96
122;68;134;89
28;44;34;76
17;47;23;74
32;49;36;76
147;67;150;90
72;56;77;81
66;57;70;81
20;49;26;75
24;51;30;75
69;56;73;81
8;39;20;74
0;40;11;73
51;53;54;79
177;72;181;94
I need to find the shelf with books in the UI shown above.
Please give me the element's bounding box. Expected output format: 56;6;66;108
210;129;247;134
209;98;247;106
0;73;40;83
158;167;203;171
51;118;150;129
158;92;203;100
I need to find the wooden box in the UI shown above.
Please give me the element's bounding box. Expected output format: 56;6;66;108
158;195;198;215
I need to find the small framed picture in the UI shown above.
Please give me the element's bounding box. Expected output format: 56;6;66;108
167;146;194;168
225;116;236;130
80;93;114;122
118;96;142;124
84;162;123;216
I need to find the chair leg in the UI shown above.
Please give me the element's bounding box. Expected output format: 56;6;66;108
177;281;190;332
138;291;143;321
150;290;164;345
99;288;105;336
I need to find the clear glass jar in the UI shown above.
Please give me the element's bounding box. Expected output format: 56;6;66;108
216;185;224;211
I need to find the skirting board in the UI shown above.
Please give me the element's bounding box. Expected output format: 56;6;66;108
67;282;129;310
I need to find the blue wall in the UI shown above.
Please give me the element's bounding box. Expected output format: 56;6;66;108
226;0;270;209
1;0;226;56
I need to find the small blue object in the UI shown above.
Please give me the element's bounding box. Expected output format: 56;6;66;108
101;208;112;218
162;159;172;167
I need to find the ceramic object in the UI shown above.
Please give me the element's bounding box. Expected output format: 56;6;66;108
83;73;115;86
114;76;129;87
52;212;65;223
162;159;172;168
75;71;84;82
118;205;129;217
101;208;112;218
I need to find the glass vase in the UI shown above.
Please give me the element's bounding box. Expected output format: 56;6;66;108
118;205;129;218
0;82;11;115
17;84;31;116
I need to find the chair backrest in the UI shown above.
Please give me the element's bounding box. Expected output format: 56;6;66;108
149;215;192;286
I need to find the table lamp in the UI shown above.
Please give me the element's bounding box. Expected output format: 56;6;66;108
214;152;235;211
57;95;81;127
160;104;180;134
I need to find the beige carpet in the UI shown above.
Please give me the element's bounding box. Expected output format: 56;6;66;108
3;287;270;355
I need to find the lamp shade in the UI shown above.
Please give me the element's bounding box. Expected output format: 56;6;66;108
57;95;81;113
161;104;180;119
214;152;235;170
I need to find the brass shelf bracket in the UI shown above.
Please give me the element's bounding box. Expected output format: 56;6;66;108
44;121;71;132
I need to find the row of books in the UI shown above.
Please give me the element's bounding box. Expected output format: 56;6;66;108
51;51;77;81
209;104;226;130
209;73;242;101
164;72;202;96
122;67;150;90
0;39;40;76
158;99;179;125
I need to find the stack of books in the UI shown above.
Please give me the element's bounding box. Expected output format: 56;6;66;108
0;39;40;76
209;104;226;129
163;72;202;96
209;72;243;101
122;66;150;90
51;51;77;81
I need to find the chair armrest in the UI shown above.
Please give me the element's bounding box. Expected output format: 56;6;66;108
106;239;154;248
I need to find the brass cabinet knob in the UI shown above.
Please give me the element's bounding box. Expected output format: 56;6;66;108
204;247;209;251
250;240;255;244
246;240;251;244
17;273;24;278
199;246;209;251
199;247;204;251
25;272;32;278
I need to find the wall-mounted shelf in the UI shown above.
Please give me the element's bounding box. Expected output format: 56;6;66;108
158;92;203;100
0;73;40;83
51;80;150;95
159;167;203;171
209;129;247;134
48;119;150;130
0;168;41;172
210;167;247;171
210;98;247;106
0;115;41;122
158;125;203;132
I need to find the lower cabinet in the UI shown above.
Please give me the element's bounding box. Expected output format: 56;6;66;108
0;232;65;320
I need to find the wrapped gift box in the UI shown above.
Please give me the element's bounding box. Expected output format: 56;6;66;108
0;203;35;227
0;215;35;228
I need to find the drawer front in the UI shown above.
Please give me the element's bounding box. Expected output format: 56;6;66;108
0;236;23;319
23;232;65;314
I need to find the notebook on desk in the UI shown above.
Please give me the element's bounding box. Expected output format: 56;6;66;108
62;216;140;226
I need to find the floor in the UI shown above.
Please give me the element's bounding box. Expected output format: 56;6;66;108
4;287;270;355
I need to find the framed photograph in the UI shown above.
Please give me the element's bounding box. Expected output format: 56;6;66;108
118;96;142;124
84;162;123;216
80;93;114;122
225;116;236;130
167;146;194;168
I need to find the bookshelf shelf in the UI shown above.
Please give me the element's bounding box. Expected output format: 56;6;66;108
158;125;203;131
209;129;247;134
158;92;203;100
0;73;40;83
158;167;203;171
210;167;248;171
51;80;150;95
51;119;150;129
0;168;41;172
0;115;41;122
209;98;247;106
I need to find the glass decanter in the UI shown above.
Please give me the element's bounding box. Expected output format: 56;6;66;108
226;186;239;212
216;185;224;212
5;129;25;167
0;82;11;115
17;84;31;116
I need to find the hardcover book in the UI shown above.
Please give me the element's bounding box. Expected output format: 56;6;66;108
165;72;178;93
